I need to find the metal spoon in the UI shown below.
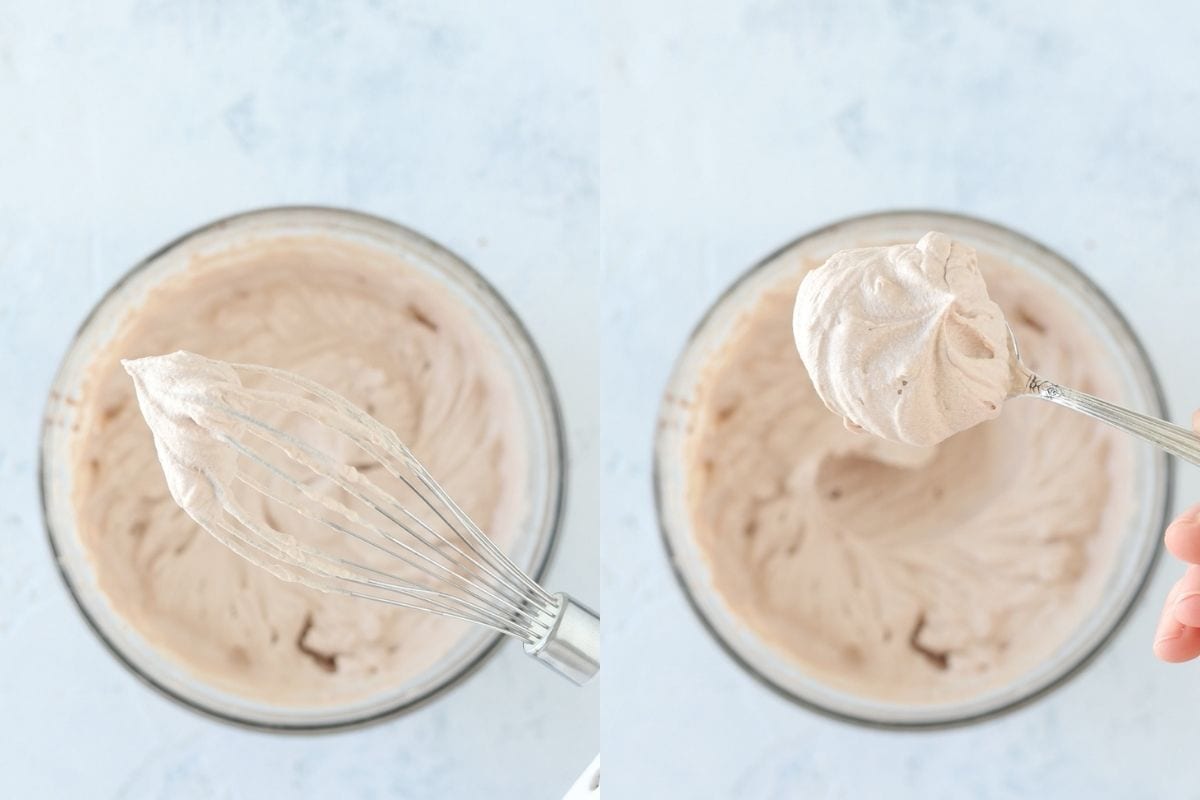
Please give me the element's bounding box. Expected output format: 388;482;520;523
1006;324;1200;466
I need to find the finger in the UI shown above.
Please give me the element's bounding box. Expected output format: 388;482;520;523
1154;577;1200;662
1192;408;1200;432
1155;626;1200;662
1173;565;1200;627
1164;502;1200;564
1155;576;1186;646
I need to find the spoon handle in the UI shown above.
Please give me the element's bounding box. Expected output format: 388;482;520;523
1028;377;1200;466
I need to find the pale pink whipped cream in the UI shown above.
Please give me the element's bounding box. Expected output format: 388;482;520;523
689;242;1130;704
793;232;1011;447
71;235;527;706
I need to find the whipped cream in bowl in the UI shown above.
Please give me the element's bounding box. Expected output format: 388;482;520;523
655;211;1170;726
40;208;565;729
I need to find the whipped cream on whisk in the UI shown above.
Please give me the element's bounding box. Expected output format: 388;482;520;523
122;351;598;686
793;231;1011;447
123;351;368;590
123;353;245;523
122;349;560;634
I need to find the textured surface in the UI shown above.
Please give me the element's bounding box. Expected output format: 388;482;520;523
5;0;1200;797
601;1;1200;798
0;1;598;797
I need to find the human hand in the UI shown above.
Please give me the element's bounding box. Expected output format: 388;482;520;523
1153;411;1200;662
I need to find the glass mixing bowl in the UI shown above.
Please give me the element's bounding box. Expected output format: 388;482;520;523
655;210;1172;727
40;207;565;731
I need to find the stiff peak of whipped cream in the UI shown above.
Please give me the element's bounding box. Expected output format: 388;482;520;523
793;231;1011;447
123;351;245;524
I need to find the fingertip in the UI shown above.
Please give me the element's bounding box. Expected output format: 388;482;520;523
1155;625;1200;662
1192;408;1200;433
1155;639;1187;662
1155;638;1182;661
1164;503;1200;563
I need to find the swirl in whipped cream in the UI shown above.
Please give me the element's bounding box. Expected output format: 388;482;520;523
71;235;527;706
793;232;1011;447
689;248;1130;704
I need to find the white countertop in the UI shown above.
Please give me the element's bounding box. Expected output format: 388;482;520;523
4;1;1200;798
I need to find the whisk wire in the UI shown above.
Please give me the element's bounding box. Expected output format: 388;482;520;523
227;375;557;612
338;589;534;638
197;369;557;643
350;573;536;635
226;432;549;629
409;459;557;606
223;410;553;626
213;503;541;639
232;465;551;639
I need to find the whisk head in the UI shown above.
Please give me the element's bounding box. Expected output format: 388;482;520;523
123;350;558;645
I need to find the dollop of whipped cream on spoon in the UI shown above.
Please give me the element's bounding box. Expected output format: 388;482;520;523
793;231;1011;447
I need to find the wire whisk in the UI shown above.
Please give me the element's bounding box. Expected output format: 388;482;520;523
124;350;599;684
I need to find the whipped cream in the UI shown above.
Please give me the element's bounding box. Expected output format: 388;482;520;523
71;234;528;706
123;352;244;526
793;231;1011;447
689;246;1130;704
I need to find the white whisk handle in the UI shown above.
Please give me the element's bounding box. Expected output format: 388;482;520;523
524;593;600;685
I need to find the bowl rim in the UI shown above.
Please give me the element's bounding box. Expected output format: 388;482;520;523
653;208;1173;730
38;204;568;733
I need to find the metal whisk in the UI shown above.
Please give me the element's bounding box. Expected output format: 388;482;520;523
123;351;599;685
